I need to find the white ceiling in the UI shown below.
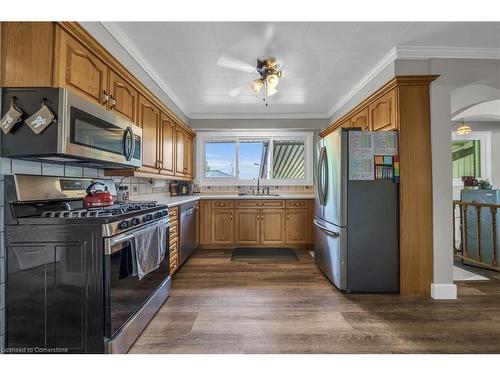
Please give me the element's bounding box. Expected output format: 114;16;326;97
106;22;500;118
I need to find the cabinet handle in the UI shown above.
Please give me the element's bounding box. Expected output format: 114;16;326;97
102;90;109;105
257;203;264;206
110;95;116;109
230;214;233;220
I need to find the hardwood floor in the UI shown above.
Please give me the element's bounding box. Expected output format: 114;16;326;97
129;249;500;354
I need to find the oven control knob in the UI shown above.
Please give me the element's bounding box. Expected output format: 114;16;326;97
131;217;141;226
154;212;162;219
118;220;131;230
143;214;153;222
161;210;169;217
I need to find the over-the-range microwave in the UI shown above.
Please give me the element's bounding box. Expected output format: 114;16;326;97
1;87;142;169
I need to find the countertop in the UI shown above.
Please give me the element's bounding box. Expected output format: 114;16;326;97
131;193;315;208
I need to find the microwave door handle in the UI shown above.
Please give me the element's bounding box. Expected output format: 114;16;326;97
129;127;136;162
123;127;133;161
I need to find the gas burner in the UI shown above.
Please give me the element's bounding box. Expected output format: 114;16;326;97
40;201;159;219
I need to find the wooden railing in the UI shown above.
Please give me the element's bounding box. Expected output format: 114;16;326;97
453;200;500;271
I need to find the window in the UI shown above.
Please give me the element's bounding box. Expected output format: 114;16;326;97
197;131;313;186
452;140;481;178
204;141;236;178
451;131;491;186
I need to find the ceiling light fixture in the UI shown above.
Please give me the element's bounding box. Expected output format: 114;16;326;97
456;119;472;135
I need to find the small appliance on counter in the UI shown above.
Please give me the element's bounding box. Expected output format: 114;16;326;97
170;181;192;196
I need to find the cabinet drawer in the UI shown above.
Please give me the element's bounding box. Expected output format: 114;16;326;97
169;256;178;274
169;206;179;219
169;221;179;237
211;200;234;208
286;200;309;208
235;200;285;209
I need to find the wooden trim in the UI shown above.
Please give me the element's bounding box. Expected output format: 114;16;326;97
103;168;192;181
196;244;313;250
320;75;439;138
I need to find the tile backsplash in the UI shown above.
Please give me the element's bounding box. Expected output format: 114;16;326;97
200;185;313;193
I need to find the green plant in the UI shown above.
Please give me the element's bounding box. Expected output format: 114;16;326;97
478;179;492;190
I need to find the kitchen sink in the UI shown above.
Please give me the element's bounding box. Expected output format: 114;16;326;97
238;192;280;197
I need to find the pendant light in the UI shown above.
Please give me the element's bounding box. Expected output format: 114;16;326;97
456;119;472;135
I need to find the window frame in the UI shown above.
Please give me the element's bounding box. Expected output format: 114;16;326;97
196;130;314;186
452;130;491;187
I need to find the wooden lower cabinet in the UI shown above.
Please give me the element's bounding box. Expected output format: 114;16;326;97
260;209;286;245
211;209;234;244
199;199;314;247
286;208;309;244
235;209;260;245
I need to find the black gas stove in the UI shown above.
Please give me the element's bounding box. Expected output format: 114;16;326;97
4;174;171;354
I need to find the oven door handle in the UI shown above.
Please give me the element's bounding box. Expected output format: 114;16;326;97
105;217;169;255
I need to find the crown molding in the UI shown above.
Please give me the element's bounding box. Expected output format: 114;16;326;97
395;45;500;60
326;47;398;118
188;112;330;120
326;45;500;120
98;22;190;118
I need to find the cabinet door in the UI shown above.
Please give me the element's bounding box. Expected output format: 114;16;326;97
286;208;309;244
57;31;108;106
340;119;351;129
260;209;286;245
185;132;193;178
350;107;370;131
138;95;160;174
175;125;186;177
235;209;260;245
211;209;234;244
109;70;138;123
199;200;212;244
369;89;397;131
160;113;175;176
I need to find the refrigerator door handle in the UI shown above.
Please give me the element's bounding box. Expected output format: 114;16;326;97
313;219;340;237
318;146;326;206
322;147;329;205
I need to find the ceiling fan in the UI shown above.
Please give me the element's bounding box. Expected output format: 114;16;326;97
218;55;284;106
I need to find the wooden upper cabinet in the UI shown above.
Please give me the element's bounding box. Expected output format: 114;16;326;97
211;209;234;244
185;133;193;177
56;30;108;106
108;70;138;123
261;209;286;245
340;120;351;129
286;207;309;244
368;89;397;131
350;107;370;131
175;125;186;177
138;95;160;174
1;22;55;87
235;209;261;245
159;113;175;176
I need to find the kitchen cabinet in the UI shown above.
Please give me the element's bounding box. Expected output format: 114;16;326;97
350;107;370;131
260;209;286;245
235;209;261;245
286;208;309;244
211;209;234;244
108;69;138;123
368;89;397;131
169;206;180;274
56;30;108;106
175;124;186;177
160;112;175;175
137;95;161;174
199;199;314;248
1;22;196;181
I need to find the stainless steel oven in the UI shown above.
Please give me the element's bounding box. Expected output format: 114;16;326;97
1;87;142;168
104;217;170;353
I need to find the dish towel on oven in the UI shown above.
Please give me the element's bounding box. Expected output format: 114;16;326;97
133;221;167;279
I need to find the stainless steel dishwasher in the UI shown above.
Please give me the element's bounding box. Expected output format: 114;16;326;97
179;201;198;266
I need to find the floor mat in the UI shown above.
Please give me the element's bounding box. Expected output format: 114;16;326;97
231;248;299;262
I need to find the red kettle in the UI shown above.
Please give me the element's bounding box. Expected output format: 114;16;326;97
84;182;114;209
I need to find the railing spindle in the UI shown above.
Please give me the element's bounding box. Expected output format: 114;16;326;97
462;203;468;258
491;206;498;267
476;205;482;262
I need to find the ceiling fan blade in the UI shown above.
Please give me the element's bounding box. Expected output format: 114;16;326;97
217;55;256;73
228;83;249;97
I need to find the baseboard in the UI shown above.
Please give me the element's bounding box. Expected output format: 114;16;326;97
196;244;314;250
431;283;457;300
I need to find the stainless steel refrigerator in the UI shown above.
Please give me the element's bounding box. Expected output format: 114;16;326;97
314;128;399;293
